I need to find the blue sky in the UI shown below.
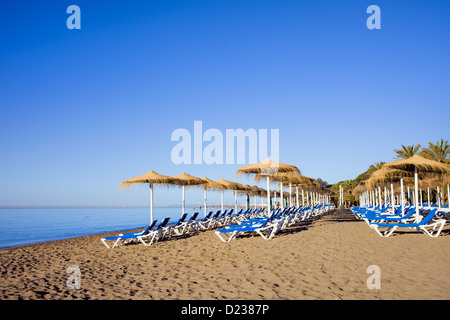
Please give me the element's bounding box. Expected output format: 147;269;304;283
1;0;449;207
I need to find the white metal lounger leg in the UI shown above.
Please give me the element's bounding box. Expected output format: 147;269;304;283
101;238;123;249
372;225;398;237
138;232;159;246
215;230;239;242
256;225;278;240
419;219;446;237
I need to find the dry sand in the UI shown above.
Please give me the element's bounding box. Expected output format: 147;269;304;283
1;209;449;300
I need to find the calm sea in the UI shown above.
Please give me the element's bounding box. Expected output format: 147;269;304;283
0;207;204;249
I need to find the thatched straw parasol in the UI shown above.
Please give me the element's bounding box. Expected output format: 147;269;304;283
236;159;300;214
384;155;450;175
216;179;249;213
290;175;316;207
366;167;414;189
258;172;313;207
236;159;300;176
120;170;179;223
245;185;262;209
202;177;226;190
353;181;367;196
201;177;226;217
365;166;418;214
172;173;205;216
383;155;450;221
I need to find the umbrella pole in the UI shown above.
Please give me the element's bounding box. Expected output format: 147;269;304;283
290;183;292;207
427;187;430;206
400;177;404;216
221;190;224;213
302;188;304;207
375;188;378;206
204;188;207;218
280;182;283;208
447;184;450;208
372;190;375;207
414;167;420;222
267;176;271;215
437;186;440;208
391;183;395;214
378;186;382;208
234;190;237;214
296;186;299;207
182;185;185;215
420;188;423;207
149;183;154;223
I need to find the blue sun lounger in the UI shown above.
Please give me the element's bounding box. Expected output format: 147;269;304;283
362;206;417;225
165;213;188;237
197;211;213;230
215;212;280;242
203;210;222;230
173;212;199;235
101;220;159;248
369;208;446;237
137;217;171;246
118;220;158;238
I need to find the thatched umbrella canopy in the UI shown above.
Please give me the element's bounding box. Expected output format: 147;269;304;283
216;178;245;190
236;159;300;213
244;185;260;196
120;170;177;188
238;185;259;209
254;172;314;206
365;166;417;213
245;185;263;209
353;181;367;197
201;177;226;217
172;173;205;216
382;155;450;220
414;174;450;206
384;155;450;175
254;172;312;184
287;175;316;207
172;172;206;186
120;170;179;223
308;180;323;192
202;177;226;190
366;167;414;189
236;159;300;176
216;179;248;213
259;188;268;198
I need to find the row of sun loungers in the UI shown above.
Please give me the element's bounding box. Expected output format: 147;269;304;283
101;208;260;248
215;204;335;242
350;203;448;238
101;204;335;248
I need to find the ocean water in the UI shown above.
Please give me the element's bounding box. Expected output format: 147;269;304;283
0;207;202;249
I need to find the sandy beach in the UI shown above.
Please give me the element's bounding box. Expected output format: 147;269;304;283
1;209;449;300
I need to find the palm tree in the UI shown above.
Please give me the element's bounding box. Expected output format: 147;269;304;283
367;161;385;175
373;161;385;170
341;179;356;190
340;180;356;207
393;143;421;159
421;139;450;164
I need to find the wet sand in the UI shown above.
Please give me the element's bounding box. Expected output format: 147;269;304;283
1;210;449;300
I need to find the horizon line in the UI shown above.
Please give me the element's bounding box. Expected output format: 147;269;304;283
0;204;239;209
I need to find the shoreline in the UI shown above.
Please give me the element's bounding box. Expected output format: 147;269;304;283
1;210;449;300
